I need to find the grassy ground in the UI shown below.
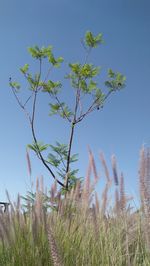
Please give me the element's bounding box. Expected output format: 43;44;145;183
0;146;150;265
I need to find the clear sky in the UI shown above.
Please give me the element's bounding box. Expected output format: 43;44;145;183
0;0;150;204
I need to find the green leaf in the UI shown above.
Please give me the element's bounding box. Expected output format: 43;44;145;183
28;45;53;59
85;31;103;48
70;153;79;163
108;69;115;78
57;57;64;63
49;142;68;157
59;104;73;119
26;74;38;90
9;81;21;91
79;80;87;92
51;104;60;111
28;46;40;59
27;142;49;153
95;33;103;45
48;53;57;65
27;144;37;153
81;64;91;77
95;89;105;106
48;53;64;67
70;76;79;88
69;63;100;78
81;64;100;78
47;153;60;167
105;69;126;91
49;102;73;119
34;73;40;82
42;80;62;94
69;63;81;75
49;103;61;116
20;64;29;74
68;169;79;178
88;80;97;92
85;31;95;47
41;45;53;58
91;66;100;77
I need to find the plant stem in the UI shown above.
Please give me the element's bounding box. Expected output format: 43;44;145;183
65;121;75;189
30;61;65;187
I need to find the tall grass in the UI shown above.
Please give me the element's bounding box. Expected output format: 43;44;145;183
0;146;150;265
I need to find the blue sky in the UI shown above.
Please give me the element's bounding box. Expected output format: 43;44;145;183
0;0;150;205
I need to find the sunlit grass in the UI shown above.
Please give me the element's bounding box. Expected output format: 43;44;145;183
0;146;150;265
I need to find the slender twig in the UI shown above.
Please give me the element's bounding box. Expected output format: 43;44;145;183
19;72;35;107
78;95;83;117
11;87;24;109
37;65;54;93
55;95;72;123
23;92;34;107
76;90;113;123
84;47;92;65
43;65;54;83
11;87;31;122
81;38;92;63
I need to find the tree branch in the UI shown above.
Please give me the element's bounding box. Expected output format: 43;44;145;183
23;92;34;107
65;121;75;189
11;60;65;188
11;86;31;122
65;81;81;188
55;95;72;123
76;90;113;123
30;59;65;188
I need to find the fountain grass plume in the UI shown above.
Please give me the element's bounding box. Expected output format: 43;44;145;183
0;147;150;264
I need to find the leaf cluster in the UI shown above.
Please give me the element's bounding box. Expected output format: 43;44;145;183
105;69;126;91
27;141;80;188
49;102;73;119
28;45;64;67
41;80;62;94
9;81;21;91
27;142;49;153
85;31;104;48
66;62;105;110
47;142;79;179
